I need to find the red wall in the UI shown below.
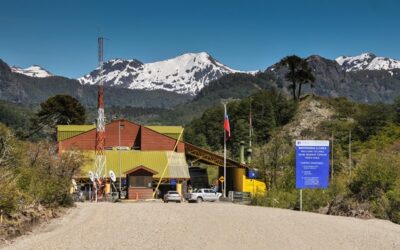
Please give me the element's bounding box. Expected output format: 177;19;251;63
59;120;140;151
59;120;184;152
104;120;140;148
128;188;153;200
140;126;185;152
59;129;96;151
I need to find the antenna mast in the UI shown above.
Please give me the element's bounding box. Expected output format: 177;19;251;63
95;37;106;179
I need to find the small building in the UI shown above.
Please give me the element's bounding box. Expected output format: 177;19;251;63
124;165;158;200
57;119;265;199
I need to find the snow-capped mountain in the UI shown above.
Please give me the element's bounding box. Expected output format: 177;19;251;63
11;65;53;78
336;53;400;72
78;52;248;95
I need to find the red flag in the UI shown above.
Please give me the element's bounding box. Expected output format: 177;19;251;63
224;111;231;141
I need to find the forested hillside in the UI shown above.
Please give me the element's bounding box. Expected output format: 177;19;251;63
184;90;296;156
184;88;400;224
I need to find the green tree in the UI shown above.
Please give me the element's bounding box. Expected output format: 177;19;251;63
279;55;315;100
229;118;249;157
29;95;86;139
353;103;391;142
393;95;400;125
262;133;291;189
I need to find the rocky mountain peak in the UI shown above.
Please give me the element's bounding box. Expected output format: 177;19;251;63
336;53;400;72
78;52;247;96
11;65;53;78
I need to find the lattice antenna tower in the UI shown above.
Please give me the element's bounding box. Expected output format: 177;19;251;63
94;37;106;179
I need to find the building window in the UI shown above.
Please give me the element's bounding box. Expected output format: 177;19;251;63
129;175;152;188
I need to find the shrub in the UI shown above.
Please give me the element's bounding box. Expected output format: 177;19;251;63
0;171;19;213
385;180;400;224
251;189;299;210
349;151;400;201
17;143;85;207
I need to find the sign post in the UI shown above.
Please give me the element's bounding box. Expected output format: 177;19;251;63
219;176;225;195
300;189;303;211
296;140;330;211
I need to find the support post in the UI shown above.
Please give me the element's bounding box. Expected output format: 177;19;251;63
300;189;303;212
118;120;122;192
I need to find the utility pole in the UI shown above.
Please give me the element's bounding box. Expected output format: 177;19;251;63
249;98;253;148
247;98;253;165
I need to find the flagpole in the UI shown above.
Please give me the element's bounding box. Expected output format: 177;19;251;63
223;103;227;198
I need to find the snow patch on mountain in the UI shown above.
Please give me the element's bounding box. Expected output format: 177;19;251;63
11;65;53;78
336;53;400;72
79;52;251;95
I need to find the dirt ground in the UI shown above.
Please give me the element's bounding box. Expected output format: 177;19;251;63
2;202;400;250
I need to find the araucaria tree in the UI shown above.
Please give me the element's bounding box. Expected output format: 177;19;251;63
29;95;86;139
279;55;315;100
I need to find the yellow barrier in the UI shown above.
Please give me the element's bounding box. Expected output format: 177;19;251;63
232;167;266;196
242;175;266;196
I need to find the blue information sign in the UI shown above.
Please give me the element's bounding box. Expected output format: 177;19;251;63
296;140;330;189
170;179;177;186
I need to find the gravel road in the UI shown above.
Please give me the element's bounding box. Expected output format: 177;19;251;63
2;202;400;250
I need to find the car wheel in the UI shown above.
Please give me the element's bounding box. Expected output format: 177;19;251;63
196;197;203;203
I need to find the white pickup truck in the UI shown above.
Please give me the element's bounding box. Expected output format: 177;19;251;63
186;188;222;203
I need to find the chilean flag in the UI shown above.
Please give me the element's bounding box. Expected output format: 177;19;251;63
224;111;231;141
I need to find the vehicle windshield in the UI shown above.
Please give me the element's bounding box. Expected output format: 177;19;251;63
169;191;179;194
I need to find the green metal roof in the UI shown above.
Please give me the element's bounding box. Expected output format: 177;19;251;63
57;125;95;141
145;126;184;140
81;150;190;179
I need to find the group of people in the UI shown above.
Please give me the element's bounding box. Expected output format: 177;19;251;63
91;177;111;201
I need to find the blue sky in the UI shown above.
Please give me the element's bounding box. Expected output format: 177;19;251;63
0;0;399;78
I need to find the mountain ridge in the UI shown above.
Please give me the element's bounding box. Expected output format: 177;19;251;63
78;52;250;96
0;59;191;108
264;54;400;103
11;65;53;78
2;51;400;118
336;52;400;72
